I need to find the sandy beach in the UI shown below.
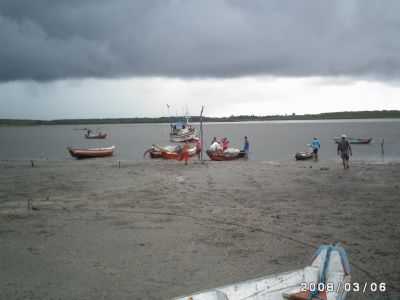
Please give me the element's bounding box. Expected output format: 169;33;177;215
0;159;399;300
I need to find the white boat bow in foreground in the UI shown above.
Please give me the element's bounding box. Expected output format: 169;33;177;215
172;244;351;300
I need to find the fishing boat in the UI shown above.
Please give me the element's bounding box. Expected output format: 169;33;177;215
160;143;198;160
170;117;198;142
84;132;107;139
143;144;181;159
172;244;351;300
295;151;313;161
333;137;372;144
207;148;247;161
67;146;115;159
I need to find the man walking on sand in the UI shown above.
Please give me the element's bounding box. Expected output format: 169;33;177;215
337;134;352;169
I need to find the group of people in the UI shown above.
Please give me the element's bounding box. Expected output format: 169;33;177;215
180;134;352;169
309;134;352;169
209;137;229;152
208;136;250;153
178;136;250;165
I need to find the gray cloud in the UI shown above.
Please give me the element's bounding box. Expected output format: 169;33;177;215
1;0;400;81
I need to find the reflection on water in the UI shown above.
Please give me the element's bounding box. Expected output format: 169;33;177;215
0;119;399;161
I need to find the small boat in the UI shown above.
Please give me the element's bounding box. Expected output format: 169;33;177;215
84;132;107;139
170;118;198;142
295;152;313;161
172;244;351;300
206;148;247;161
160;144;198;160
333;137;372;144
144;145;181;159
68;146;115;159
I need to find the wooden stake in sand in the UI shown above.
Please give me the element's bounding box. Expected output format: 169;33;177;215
200;105;205;163
30;160;34;168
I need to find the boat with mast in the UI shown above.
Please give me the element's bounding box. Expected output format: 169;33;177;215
168;105;198;142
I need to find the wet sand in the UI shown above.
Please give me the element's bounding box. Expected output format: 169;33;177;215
0;159;399;300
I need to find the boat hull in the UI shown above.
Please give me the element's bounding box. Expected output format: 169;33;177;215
333;137;372;144
144;146;163;159
68;146;115;159
172;244;351;300
170;133;198;143
161;145;198;160
295;152;313;160
170;127;197;142
84;133;107;139
207;150;246;161
149;150;162;158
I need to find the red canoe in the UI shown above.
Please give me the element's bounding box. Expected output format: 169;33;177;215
144;145;181;159
206;149;247;161
160;144;198;160
68;146;115;159
144;148;162;159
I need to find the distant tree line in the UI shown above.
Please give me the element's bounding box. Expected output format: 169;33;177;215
1;110;400;126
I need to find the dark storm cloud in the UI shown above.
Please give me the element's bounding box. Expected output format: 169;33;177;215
1;0;400;81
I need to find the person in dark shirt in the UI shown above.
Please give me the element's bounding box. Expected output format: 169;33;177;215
243;136;250;156
337;134;352;169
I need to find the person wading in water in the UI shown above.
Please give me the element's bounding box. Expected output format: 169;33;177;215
337;134;352;169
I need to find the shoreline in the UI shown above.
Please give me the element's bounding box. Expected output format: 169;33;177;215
1;117;400;127
0;158;398;166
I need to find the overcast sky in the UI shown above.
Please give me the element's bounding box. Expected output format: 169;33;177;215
1;0;400;119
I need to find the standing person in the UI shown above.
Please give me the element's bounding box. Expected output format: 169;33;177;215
181;141;190;165
222;137;230;151
337;134;352;169
243;136;250;156
209;137;222;153
311;137;321;161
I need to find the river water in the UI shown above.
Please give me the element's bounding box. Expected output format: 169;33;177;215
1;119;399;161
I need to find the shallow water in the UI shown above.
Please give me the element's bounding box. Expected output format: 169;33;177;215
1;119;399;161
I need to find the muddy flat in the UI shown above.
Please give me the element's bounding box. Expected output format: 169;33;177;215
0;159;399;299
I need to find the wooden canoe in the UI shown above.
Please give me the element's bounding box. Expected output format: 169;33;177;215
144;147;162;159
295;152;313;160
161;144;198;160
144;145;181;159
333;137;372;144
68;146;115;159
84;133;107;139
206;149;247;161
172;244;351;300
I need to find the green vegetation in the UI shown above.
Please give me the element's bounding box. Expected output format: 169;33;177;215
1;110;400;126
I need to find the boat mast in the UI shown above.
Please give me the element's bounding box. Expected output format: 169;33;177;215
184;105;190;124
200;105;204;162
167;104;172;133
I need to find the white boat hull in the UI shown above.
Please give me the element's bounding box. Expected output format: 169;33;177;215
170;133;198;142
172;245;351;300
